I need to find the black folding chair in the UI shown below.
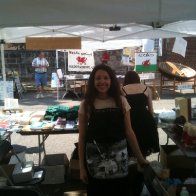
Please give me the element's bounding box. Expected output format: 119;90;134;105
0;140;45;194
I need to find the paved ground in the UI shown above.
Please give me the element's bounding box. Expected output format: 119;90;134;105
1;89;196;163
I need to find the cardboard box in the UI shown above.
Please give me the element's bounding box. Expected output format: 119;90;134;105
44;153;69;182
45;153;69;167
70;147;80;180
70;159;80;180
175;97;191;121
160;145;195;179
42;165;65;184
160;145;195;170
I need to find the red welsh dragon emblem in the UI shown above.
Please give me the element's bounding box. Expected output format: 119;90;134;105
142;59;151;66
76;56;87;65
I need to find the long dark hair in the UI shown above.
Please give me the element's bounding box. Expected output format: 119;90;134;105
84;64;123;113
123;71;140;85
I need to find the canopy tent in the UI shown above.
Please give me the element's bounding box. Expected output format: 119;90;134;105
1;0;196;46
1;0;196;49
0;22;196;51
1;0;196;27
1;0;196;99
0;23;195;45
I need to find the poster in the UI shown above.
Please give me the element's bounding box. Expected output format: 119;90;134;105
172;37;187;57
121;47;135;66
139;73;155;80
68;50;95;72
135;52;157;72
0;80;14;100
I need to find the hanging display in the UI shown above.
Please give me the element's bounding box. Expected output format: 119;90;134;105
135;52;157;72
68;50;95;72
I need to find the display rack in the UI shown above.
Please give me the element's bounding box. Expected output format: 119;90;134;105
160;73;196;96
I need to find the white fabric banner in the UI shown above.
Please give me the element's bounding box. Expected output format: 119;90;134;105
68;50;95;72
172;37;187;57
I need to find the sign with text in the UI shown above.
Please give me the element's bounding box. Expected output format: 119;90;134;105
177;84;192;90
135;52;157;72
68;50;95;72
139;73;155;80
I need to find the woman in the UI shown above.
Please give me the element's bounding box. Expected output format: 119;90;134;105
122;71;160;195
122;71;160;156
78;64;148;196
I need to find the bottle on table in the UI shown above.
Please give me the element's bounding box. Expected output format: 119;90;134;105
180;186;189;196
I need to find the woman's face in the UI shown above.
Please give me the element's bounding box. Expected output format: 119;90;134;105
94;69;111;96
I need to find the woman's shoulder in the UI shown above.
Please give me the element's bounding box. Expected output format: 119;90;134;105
124;83;147;94
78;100;85;114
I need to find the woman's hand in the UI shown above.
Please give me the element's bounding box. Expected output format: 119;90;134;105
80;167;88;184
138;157;149;165
137;158;149;172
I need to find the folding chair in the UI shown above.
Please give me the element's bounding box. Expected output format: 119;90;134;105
0;140;45;187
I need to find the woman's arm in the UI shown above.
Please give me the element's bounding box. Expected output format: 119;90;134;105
120;85;126;96
78;113;88;183
124;111;148;165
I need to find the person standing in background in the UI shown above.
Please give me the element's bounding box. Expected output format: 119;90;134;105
122;70;160;195
32;51;49;98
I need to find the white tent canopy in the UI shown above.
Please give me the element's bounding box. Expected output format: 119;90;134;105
0;22;196;50
0;0;196;50
1;23;195;42
1;0;196;27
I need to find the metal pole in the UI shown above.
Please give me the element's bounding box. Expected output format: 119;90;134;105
0;40;7;101
56;50;59;100
64;51;67;75
64;51;68;92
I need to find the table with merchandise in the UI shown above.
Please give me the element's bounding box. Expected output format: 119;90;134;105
18;120;79;166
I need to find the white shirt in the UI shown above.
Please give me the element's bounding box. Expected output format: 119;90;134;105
79;96;130;115
32;57;49;73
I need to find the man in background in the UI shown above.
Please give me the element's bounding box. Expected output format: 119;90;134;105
32;51;49;98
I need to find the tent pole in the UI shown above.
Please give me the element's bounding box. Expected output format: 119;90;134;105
64;51;68;92
56;50;59;101
0;40;7;101
64;51;67;75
